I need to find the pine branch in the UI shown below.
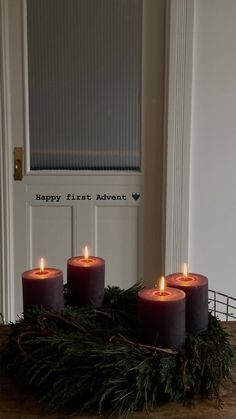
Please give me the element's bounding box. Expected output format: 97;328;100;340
1;285;235;417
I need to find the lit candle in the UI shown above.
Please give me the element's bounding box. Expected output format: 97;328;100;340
67;246;105;307
22;258;64;312
138;277;186;351
166;263;208;333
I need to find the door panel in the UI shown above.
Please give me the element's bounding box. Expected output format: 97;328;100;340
13;179;142;316
29;205;73;270
95;205;139;288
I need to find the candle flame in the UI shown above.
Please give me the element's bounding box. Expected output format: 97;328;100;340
39;257;45;273
159;276;165;292
183;262;188;277
84;246;89;260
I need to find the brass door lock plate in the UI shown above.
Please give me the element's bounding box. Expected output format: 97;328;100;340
14;147;23;180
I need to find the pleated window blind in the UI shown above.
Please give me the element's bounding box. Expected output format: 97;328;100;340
27;0;142;171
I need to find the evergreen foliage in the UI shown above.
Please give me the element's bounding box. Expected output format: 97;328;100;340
1;284;235;417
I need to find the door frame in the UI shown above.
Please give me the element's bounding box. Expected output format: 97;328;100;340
0;0;195;321
164;0;194;274
0;0;15;321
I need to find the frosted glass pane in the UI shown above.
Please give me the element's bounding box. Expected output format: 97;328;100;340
27;0;142;170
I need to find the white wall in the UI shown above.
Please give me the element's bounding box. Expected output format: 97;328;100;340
189;0;236;297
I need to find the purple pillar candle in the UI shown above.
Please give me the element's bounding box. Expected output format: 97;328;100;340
67;250;105;307
138;281;186;351
22;259;64;312
166;267;208;333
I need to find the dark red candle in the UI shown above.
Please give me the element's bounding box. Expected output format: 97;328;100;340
22;258;64;312
166;265;208;333
138;279;186;351
67;248;105;307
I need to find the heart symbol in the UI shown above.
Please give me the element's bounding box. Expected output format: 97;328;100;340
132;193;140;201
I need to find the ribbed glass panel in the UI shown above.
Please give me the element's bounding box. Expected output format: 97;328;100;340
27;0;142;170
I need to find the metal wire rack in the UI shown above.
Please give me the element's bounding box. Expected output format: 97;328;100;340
209;289;236;321
0;291;235;323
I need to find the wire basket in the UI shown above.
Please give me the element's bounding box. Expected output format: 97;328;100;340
209;289;236;321
0;291;235;323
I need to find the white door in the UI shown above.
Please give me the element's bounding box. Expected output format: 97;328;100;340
0;0;165;321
